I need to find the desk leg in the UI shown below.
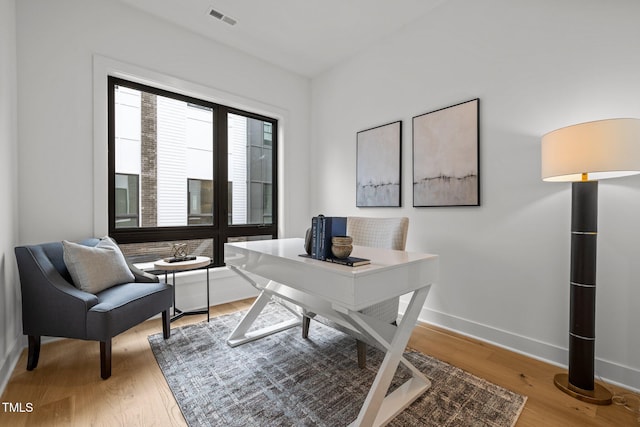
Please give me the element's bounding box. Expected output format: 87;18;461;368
227;291;300;347
348;286;432;427
226;266;301;347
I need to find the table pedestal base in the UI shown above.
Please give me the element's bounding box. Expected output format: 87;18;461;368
164;267;210;323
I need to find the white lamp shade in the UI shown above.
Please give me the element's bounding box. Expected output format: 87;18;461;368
541;118;640;182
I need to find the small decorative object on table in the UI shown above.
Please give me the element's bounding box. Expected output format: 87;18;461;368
331;236;353;259
164;243;196;263
172;243;188;258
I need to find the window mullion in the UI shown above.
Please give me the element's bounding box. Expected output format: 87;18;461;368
214;107;228;266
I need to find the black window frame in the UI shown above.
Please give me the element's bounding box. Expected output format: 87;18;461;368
107;76;278;266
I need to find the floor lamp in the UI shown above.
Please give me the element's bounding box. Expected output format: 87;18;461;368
541;118;640;405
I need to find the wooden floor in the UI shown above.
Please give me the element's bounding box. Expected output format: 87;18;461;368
1;298;638;426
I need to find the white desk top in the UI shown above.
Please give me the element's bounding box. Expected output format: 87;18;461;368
224;238;438;311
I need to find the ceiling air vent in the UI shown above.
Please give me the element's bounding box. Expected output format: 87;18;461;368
221;15;237;26
208;8;237;26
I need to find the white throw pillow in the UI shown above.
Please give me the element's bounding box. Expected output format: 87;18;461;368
63;237;135;294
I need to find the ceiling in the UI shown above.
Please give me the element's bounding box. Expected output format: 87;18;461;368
118;0;446;77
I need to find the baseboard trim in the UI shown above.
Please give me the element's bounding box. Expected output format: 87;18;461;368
166;266;259;312
0;337;25;397
399;300;640;393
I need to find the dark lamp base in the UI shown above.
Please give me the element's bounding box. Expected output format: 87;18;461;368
553;373;612;405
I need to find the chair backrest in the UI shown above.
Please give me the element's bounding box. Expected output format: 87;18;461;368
16;238;101;282
346;217;409;250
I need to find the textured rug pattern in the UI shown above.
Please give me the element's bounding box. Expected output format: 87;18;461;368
149;304;526;426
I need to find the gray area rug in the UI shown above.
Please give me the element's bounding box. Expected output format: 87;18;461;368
148;303;526;426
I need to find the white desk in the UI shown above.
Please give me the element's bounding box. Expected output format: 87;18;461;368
224;238;438;427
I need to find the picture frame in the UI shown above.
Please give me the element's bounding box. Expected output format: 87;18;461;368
412;98;480;207
356;120;402;207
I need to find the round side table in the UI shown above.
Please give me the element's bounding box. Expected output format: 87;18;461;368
154;256;211;322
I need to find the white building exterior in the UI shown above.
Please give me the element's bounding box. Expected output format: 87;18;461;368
114;86;247;226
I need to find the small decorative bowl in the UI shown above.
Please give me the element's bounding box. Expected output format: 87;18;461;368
331;236;353;259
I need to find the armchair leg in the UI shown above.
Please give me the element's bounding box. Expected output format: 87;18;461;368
162;309;171;339
100;340;112;380
302;315;310;339
357;340;367;369
27;335;41;371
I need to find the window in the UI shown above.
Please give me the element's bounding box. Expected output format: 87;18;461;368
188;179;213;225
115;173;139;228
228;113;274;225
108;77;278;266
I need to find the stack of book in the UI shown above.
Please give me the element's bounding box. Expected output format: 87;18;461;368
308;215;370;267
310;215;346;260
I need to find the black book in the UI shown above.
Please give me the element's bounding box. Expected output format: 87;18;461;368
319;216;347;261
326;256;370;267
311;216;320;259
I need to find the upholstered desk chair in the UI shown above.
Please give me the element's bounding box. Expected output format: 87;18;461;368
302;216;409;368
15;238;173;379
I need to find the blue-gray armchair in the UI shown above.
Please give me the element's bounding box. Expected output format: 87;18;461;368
14;238;172;379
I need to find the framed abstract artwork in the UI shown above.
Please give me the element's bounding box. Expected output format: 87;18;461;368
412;98;480;207
356;120;402;207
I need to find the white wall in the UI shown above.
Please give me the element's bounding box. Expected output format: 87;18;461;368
311;0;640;390
0;0;21;393
16;0;311;245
